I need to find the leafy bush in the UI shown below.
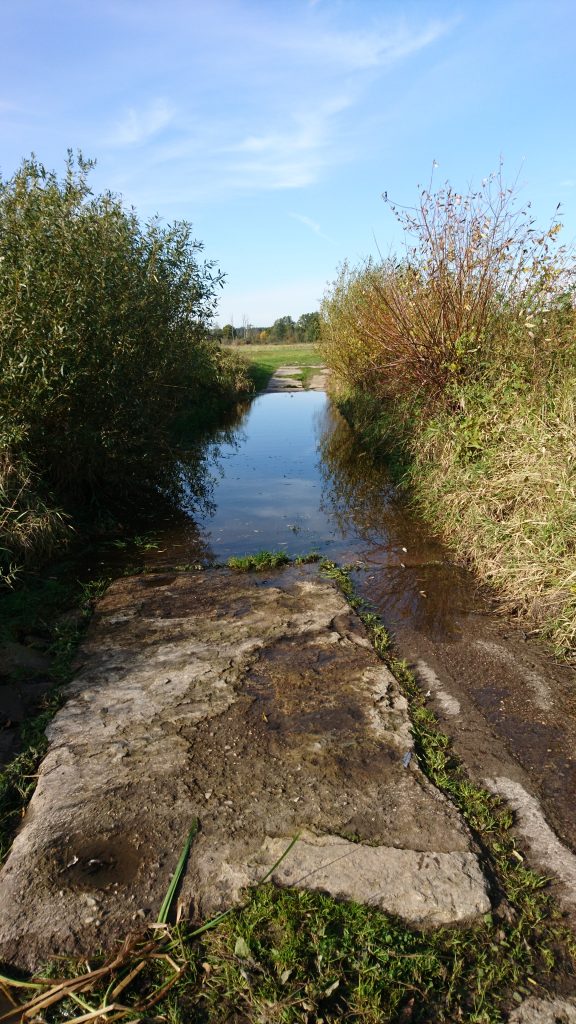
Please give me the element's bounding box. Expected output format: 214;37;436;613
0;153;250;577
0;425;70;585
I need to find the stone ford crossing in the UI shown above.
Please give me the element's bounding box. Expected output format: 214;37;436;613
0;567;490;969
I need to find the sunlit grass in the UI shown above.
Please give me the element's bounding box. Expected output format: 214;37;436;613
232;343;321;391
320;169;576;659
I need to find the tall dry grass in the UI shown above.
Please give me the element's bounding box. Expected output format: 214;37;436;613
412;380;576;655
321;170;576;657
322;171;574;404
0;433;70;585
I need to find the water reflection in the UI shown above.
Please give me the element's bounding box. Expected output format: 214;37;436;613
317;402;403;550
178;399;252;521
152;391;483;638
316;402;476;637
192;392;343;558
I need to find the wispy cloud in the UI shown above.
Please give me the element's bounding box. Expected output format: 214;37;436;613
289;212;332;242
560;179;576;188
107;98;175;147
99;8;454;202
229;94;354;190
289;19;456;72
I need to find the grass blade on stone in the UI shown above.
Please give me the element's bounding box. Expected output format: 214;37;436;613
156;819;199;925
258;832;300;885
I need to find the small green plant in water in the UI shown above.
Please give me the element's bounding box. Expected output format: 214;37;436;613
227;550;291;572
227;550;321;572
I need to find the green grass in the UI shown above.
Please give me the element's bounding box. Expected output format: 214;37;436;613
227;549;320;572
335;383;576;660
233;342;321;391
227;550;291;571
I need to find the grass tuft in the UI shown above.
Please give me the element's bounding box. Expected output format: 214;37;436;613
227;550;320;572
227;550;291;572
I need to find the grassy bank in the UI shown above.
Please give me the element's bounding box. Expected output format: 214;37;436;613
321;173;576;658
232;342;320;391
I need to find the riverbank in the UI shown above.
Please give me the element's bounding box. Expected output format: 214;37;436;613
319;177;576;661
329;383;576;661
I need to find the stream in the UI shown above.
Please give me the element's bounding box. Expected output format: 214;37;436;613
160;390;475;639
148;388;576;867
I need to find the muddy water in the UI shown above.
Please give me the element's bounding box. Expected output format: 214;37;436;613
152;390;576;883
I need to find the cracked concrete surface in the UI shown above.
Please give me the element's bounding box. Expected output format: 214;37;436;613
0;567;489;969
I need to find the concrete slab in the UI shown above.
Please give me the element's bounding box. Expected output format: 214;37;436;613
0;567;490;969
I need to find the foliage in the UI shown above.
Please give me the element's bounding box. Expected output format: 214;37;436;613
322;169;575;405
268;314;296;342
295;311;321;344
0;153;250;576
0;426;71;585
321;169;576;655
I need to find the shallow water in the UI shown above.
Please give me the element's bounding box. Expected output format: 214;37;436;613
171;391;475;638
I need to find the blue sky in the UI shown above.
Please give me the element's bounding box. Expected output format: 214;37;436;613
1;0;575;326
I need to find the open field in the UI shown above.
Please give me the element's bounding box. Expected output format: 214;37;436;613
231;342;321;390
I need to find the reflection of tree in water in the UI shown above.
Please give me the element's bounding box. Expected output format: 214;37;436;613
316;402;474;638
316;403;399;545
138;398;253;566
178;399;251;519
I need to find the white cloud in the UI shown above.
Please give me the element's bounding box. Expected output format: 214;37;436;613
98;10;454;202
560;179;576;188
273;17;456;72
229;94;354;191
289;212;332;242
107;98;175;147
290;212;321;234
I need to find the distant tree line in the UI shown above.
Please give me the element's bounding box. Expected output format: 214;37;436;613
214;311;321;345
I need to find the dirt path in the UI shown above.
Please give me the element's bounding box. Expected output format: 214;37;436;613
265;364;329;391
0;566;489;969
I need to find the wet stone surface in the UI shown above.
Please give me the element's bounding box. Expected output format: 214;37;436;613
0;566;489;970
